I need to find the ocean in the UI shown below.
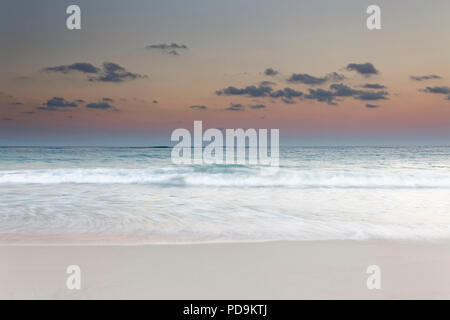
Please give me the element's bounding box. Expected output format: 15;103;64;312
0;146;449;244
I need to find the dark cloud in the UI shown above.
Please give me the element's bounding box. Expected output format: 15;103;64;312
287;72;344;85
422;86;450;100
38;97;78;110
43;62;146;83
362;83;386;89
189;105;207;110
75;99;85;104
11;101;23;106
216;84;273;97
345;63;379;76
86;102;116;110
330;83;388;101
304;88;337;105
145;43;188;56
2;117;13;121
287;73;327;85
217;77;388;106
216;83;302;103
355;91;389;101
270;87;303;100
423;86;450;94
329;83;360;97
225;103;245;111
411;75;441;81
90;62;147;83
45;97;77;108
42;62;100;74
304;84;388;105
152;100;158;104
248;104;266;109
264;68;278;76
365;104;380;109
102;97;114;102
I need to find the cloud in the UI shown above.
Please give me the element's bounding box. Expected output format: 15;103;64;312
42;62;100;74
345;63;379;76
189;105;207;110
270;87;303;100
329;83;360;97
216;83;302;103
45;97;77;107
42;62;146;83
102;97;114;102
38;97;78;110
264;68;278;76
145;43;188;56
216;84;273;97
304;84;388;105
11;101;23;106
355;91;389;101
217;83;303;104
422;86;450;100
411;75;441;81
330;83;388;101
90;62;147;83
86;102;116;110
225;103;244;111
423;86;450;94
217;78;389;106
287;72;344;85
365;104;380;109
362;83;386;89
248;104;266;109
304;88;337;105
287;74;326;85
152;100;158;104
2;117;13;121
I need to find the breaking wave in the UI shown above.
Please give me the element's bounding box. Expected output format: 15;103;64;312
1;166;450;188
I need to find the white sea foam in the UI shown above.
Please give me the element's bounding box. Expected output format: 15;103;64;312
1;167;450;188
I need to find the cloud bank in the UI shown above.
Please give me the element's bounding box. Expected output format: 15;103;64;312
42;62;147;83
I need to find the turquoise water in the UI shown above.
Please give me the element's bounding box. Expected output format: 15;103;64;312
0;147;450;243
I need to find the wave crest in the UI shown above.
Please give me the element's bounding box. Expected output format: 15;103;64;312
1;166;450;188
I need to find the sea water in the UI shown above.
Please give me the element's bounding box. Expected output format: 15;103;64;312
0;146;449;243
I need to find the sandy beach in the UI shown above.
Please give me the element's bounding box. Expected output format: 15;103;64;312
1;240;449;299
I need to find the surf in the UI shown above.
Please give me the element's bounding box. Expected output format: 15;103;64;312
1;166;450;188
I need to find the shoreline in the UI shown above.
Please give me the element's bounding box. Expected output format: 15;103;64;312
0;237;449;246
1;240;450;299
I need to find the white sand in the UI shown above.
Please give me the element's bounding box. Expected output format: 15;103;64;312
1;240;450;299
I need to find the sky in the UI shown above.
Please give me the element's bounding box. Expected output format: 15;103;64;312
1;0;450;146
